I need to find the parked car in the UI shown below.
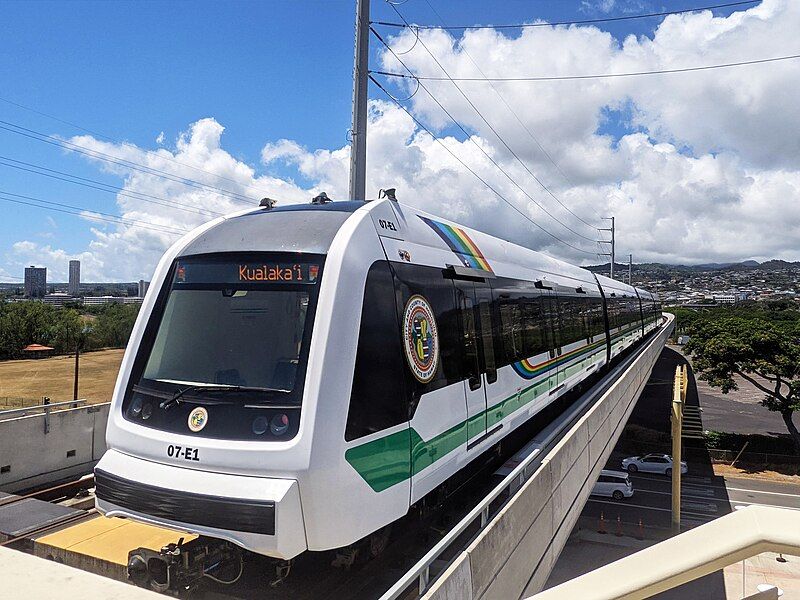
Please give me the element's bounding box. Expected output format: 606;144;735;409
621;453;688;476
591;469;634;500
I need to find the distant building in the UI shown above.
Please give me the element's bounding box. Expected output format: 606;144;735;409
138;280;150;298
24;266;46;298
124;297;144;305
82;296;124;306
43;292;73;307
713;293;740;304
68;260;81;296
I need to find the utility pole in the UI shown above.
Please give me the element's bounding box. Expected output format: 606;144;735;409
629;253;633;284
598;216;616;279
348;0;370;201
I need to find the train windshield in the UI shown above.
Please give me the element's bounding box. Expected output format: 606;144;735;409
138;255;322;399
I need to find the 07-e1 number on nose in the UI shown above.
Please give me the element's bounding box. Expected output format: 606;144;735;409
167;444;199;461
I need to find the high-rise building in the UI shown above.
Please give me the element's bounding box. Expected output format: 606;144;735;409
68;260;81;296
24;266;47;298
138;279;150;298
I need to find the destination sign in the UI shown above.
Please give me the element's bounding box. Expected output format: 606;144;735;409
174;259;320;285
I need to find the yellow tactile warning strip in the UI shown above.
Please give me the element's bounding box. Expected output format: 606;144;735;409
36;516;196;565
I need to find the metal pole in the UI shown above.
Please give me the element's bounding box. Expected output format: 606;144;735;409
610;216;615;280
671;365;684;533
73;341;80;402
348;0;370;201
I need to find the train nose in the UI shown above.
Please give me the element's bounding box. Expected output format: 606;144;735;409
94;449;307;559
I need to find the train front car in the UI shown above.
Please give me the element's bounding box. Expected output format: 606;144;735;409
94;199;397;562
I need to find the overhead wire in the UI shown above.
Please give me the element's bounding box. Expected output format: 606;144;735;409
0;156;223;218
373;53;800;82
421;0;604;222
370;26;602;251
0;190;189;235
391;0;603;230
0;95;276;201
373;0;760;30
369;74;598;256
0;120;256;206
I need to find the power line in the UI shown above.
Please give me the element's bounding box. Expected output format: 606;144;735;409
0;156;223;218
0;190;189;235
0;95;277;201
0;120;256;206
369;74;598;257
373;1;760;30
421;0;603;221
389;1;602;232
371;27;601;250
373;53;800;82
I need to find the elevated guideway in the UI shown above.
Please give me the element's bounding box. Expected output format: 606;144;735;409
388;313;675;600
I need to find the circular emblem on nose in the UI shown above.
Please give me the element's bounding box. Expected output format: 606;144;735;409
402;294;439;384
188;406;208;432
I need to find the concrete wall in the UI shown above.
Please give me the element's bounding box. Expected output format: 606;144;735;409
424;316;674;600
0;403;109;493
0;545;160;599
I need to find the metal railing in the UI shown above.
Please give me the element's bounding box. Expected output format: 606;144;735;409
0;399;87;418
380;319;671;599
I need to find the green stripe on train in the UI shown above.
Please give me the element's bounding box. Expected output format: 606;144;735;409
346;352;604;491
345;328;644;492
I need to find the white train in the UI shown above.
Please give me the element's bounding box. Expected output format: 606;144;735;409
95;195;660;563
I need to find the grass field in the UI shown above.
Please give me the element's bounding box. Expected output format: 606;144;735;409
0;348;125;406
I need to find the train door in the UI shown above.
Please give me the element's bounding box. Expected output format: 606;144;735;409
455;281;487;445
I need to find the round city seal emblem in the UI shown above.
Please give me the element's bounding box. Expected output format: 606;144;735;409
402;294;439;383
187;406;208;432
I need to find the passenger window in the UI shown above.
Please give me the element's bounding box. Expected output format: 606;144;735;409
478;299;497;383
345;262;409;441
459;291;481;391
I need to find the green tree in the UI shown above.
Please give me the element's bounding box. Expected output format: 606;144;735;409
685;315;800;454
88;303;141;348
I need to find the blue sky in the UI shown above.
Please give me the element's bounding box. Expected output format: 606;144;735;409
0;0;779;281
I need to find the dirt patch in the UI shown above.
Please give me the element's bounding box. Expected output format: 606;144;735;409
0;348;125;405
713;463;800;483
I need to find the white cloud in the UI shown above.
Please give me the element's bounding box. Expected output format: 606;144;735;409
7;0;800;278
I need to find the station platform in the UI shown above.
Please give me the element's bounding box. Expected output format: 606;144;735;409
34;515;193;581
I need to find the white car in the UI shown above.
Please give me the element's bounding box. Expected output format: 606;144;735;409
621;453;688;476
591;469;634;500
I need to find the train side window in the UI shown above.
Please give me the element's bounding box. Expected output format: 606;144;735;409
459;291;481;391
345;261;408;442
478;299;497;383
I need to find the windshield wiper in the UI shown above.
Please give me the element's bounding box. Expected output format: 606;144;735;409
159;384;284;410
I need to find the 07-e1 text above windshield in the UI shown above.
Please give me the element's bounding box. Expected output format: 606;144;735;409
174;260;321;285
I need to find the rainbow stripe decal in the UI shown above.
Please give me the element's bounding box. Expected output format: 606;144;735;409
512;339;606;380
420;216;493;272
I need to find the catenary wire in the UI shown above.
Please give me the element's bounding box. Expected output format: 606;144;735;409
369;74;598;256
0;156;223;218
0;121;256;206
386;2;603;234
371;26;601;246
0;191;189;235
0;95;277;201
373;53;800;82
373;1;760;30
421;0;604;221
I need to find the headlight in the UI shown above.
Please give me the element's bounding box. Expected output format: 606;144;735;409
270;414;290;436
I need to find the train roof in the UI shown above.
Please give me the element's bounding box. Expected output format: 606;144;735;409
179;197;655;300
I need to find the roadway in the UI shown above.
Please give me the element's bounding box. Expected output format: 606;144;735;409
583;471;800;531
